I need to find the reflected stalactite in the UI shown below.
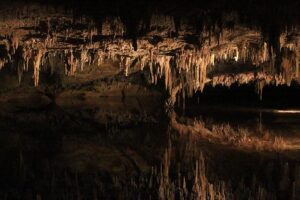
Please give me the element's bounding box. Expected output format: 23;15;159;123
169;109;294;152
156;140;229;200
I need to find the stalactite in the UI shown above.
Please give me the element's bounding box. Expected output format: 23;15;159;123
70;49;75;75
156;55;172;90
234;47;239;62
120;56;132;77
0;59;6;70
280;32;287;50
10;34;19;55
47;17;51;34
80;47;89;71
210;53;215;66
296;50;300;79
139;55;148;71
21;44;31;72
281;48;295;86
96;49;105;66
64;48;77;76
33;48;44;87
65;29;69;41
210;71;287;89
262;42;269;62
45;34;55;48
124;57;130;77
89;27;97;44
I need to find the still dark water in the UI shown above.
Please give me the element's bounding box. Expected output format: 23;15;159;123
0;96;300;200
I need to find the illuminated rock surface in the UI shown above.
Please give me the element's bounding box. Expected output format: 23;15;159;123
1;1;300;199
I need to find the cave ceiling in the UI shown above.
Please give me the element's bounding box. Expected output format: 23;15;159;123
0;0;299;100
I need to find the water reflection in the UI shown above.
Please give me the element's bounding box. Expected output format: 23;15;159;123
0;96;300;199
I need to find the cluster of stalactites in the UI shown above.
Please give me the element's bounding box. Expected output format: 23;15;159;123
0;40;10;70
281;48;299;86
1;30;299;94
45;33;57;48
127;52;174;91
61;40;134;78
211;72;286;87
149;14;176;36
279;32;300;85
210;71;287;100
211;42;271;66
103;39;134;63
135;47;214;95
96;49;105;66
80;48;89;71
0;36;49;86
10;34;19;55
102;17;125;37
21;43;33;72
175;48;212;94
0;34;20;70
248;42;273;66
64;47;106;76
155;55;173;91
120;56;132;77
64;49;76;76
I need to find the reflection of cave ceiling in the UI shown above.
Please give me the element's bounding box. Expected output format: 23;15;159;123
0;1;300;101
